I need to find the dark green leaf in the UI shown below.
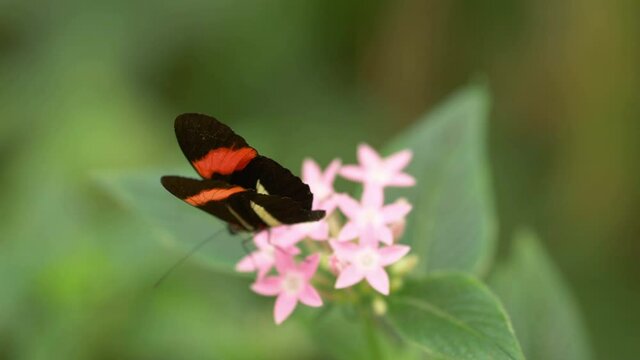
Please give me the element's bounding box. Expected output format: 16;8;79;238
387;273;524;360
308;305;422;360
385;83;496;275
489;230;593;360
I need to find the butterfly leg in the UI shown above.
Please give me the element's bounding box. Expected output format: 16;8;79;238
240;233;262;273
240;234;255;257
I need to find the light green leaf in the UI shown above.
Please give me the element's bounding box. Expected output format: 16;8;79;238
385;83;496;275
387;273;524;360
489;230;593;360
97;170;244;274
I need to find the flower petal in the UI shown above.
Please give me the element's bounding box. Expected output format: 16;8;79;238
336;194;361;219
286;246;302;256
274;248;296;274
274;293;298;324
323;159;342;183
235;254;258;272
381;199;412;223
339;166;365;182
337;222;359;241
357;143;381;167
308;220;329;240
335;265;365;289
330;240;358;261
360;225;378;246
253;230;270;248
236;251;276;276
302;158;322;184
377;226;394;245
329;254;346;275
387;173;416;187
384;150;413;172
379;245;411;266
366;267;390;295
258;228;281;246
390;219;406;240
251;276;281;296
299;253;320;279
299;285;323;307
318;194;339;214
361;184;384;208
267;226;305;248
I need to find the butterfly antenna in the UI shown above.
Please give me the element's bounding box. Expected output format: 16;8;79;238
154;228;225;288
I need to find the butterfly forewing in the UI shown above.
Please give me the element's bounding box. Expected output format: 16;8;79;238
175;113;258;180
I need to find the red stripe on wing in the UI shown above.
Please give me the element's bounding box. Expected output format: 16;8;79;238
193;147;257;178
185;186;245;206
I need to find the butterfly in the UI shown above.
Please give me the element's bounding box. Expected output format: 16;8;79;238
161;113;325;233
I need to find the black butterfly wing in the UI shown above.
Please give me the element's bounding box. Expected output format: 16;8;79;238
161;175;326;231
160;175;251;229
243;193;325;227
166;113;323;230
174;113;258;180
231;156;314;210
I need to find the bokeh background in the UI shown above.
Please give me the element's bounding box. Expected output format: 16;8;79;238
1;0;638;359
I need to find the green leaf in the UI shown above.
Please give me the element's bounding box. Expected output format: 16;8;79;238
385;83;496;275
97;170;244;274
308;305;421;360
489;230;593;360
387;273;525;360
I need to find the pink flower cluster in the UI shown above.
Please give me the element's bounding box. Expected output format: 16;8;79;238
236;144;416;324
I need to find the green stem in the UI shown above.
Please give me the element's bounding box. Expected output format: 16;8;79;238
363;312;383;360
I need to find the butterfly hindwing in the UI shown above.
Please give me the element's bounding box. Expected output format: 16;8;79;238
161;175;249;227
174;113;258;180
244;193;325;227
230;156;314;210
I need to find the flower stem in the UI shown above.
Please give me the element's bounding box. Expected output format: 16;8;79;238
363;312;383;360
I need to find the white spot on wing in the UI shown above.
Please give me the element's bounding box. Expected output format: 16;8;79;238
256;180;269;195
250;201;281;227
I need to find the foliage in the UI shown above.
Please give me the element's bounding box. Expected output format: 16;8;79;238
387;273;524;359
489;230;593;360
385;84;496;276
100;83;592;358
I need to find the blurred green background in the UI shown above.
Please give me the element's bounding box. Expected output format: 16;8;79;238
1;0;638;359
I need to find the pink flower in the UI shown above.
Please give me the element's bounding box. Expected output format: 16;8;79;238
331;240;410;295
303;158;342;213
284;220;330;243
340;144;415;189
328;253;347;275
336;193;412;245
259;221;329;249
236;146;416;325
251;252;323;324
235;230;300;277
390;217;407;241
